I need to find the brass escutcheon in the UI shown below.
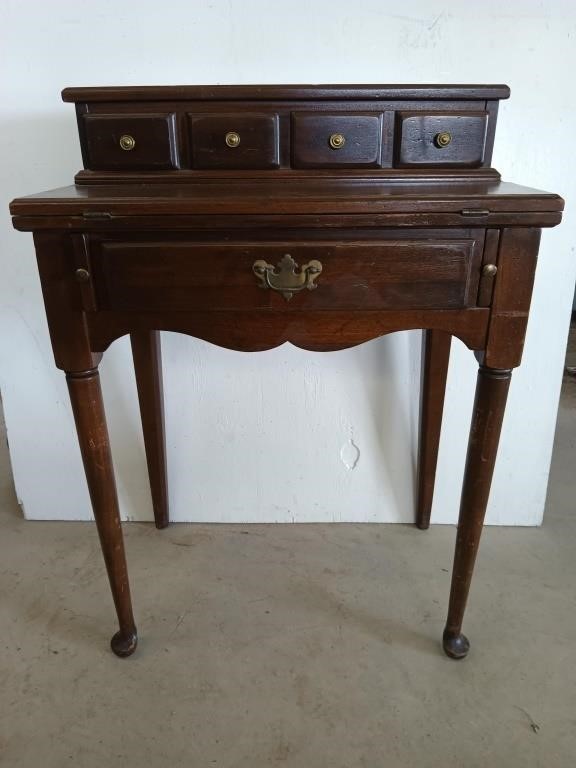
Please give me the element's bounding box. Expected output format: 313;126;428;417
253;253;323;301
225;131;241;148
119;134;136;151
329;133;346;150
435;131;452;148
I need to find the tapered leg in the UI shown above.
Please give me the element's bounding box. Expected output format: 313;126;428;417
131;331;169;529
67;369;138;657
443;365;512;659
416;330;451;529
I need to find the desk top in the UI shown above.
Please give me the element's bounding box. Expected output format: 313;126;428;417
10;180;564;231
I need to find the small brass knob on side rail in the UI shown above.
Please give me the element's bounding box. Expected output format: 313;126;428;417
119;134;136;151
435;131;452;148
482;264;498;277
329;133;346;149
75;268;90;283
225;131;241;148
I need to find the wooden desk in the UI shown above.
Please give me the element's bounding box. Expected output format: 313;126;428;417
10;85;563;659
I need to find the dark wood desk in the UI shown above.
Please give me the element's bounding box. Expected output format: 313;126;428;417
10;85;563;659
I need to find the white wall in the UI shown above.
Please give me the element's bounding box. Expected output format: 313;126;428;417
1;0;574;525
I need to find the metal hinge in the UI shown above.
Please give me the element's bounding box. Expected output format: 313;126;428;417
82;211;113;219
460;209;490;217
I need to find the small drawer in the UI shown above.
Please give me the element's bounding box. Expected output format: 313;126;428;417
292;113;383;168
396;112;488;167
87;236;482;313
189;113;279;169
82;113;179;170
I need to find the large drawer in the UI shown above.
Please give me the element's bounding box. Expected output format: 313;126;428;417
85;236;484;313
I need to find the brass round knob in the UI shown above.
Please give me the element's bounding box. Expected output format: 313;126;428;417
435;131;452;148
482;264;498;277
75;268;90;283
225;131;241;148
329;133;346;150
119;134;136;151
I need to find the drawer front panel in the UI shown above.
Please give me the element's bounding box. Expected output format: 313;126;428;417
89;238;482;312
82;113;179;170
292;113;383;168
189;113;279;169
397;112;488;167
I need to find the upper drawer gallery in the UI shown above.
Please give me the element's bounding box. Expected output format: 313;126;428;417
81;113;180;170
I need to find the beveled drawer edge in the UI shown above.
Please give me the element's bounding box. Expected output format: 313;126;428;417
81;111;181;170
187;112;280;169
395;110;489;168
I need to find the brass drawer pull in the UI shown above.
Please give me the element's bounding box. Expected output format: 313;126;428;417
253;253;322;301
225;131;241;148
482;264;497;277
119;134;136;151
329;133;346;150
435;131;452;148
75;268;91;283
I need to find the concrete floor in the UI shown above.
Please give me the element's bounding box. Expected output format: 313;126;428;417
1;345;575;767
